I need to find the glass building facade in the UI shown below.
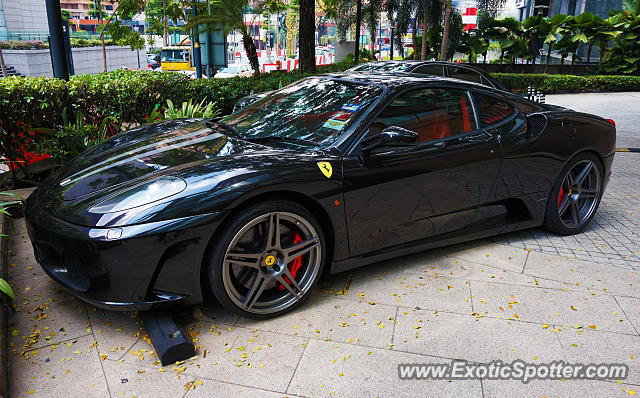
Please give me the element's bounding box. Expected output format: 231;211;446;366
518;0;624;20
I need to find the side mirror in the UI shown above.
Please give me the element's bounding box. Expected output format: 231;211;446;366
361;126;419;153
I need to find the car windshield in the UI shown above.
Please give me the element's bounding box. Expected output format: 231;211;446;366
161;49;189;62
351;62;412;72
221;78;382;146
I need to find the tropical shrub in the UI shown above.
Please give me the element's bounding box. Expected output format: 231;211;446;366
35;108;117;162
164;99;219;119
0;41;48;50
0;39;116;49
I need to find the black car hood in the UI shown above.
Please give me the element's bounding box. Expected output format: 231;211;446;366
53;119;267;201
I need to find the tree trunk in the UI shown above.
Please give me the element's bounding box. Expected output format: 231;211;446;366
299;0;316;72
571;50;576;74
439;0;452;61
99;12;107;72
500;50;505;72
483;50;487;63
242;33;261;75
0;47;7;77
586;41;594;71
411;17;418;58
370;26;376;57
163;0;168;46
353;0;362;62
544;43;552;73
561;54;565;65
599;44;606;71
421;6;428;60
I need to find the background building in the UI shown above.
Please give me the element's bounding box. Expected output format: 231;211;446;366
517;0;623;20
0;0;49;40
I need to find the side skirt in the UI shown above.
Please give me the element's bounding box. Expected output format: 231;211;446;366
330;192;547;274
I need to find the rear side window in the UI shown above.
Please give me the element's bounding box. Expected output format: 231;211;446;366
412;65;445;77
448;66;482;84
474;94;515;127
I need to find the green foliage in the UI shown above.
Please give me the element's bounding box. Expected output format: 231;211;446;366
603;3;640;75
145;0;185;42
493;73;640;93
1;39;118;49
0;274;15;311
35;108;117;162
70;38;115;47
0;161;17;310
0;40;48;50
164;99;219;119
0;71;192;168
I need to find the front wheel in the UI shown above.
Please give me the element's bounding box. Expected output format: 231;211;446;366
544;153;604;235
206;200;325;319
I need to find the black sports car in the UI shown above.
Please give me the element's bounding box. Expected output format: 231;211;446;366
348;60;508;91
25;73;615;319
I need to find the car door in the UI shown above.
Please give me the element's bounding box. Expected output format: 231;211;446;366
471;91;556;201
342;86;503;256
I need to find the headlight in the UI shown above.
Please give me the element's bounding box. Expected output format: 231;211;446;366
89;177;187;214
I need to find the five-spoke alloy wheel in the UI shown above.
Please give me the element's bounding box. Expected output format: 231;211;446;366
207;200;325;318
544;153;604;235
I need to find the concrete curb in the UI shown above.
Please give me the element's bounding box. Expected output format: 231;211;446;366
0;213;8;398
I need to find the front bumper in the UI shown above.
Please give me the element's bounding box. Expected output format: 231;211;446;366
25;198;227;311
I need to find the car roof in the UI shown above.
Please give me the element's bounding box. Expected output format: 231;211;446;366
324;71;491;91
353;60;490;73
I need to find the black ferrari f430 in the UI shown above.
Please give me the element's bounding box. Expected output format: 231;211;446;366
25;73;616;318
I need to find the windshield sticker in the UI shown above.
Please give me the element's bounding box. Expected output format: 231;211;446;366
331;111;353;121
322;119;347;130
340;103;361;112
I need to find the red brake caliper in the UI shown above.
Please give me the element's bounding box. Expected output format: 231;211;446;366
278;232;303;290
558;186;565;207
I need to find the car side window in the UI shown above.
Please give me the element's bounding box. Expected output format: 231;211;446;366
474;93;515;127
412;65;445;77
447;66;483;84
369;88;477;143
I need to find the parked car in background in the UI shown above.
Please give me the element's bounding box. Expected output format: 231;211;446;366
147;54;161;70
214;64;253;79
233;61;507;114
348;61;507;91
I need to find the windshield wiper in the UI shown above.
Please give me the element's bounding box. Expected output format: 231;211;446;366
206;119;244;140
245;135;316;146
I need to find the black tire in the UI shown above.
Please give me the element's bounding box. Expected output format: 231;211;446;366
206;200;326;319
543;152;604;235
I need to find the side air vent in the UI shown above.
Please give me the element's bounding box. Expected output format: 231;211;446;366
527;114;547;139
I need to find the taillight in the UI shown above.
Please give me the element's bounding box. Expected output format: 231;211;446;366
606;118;616;127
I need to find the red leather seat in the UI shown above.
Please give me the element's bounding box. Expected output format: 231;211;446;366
414;109;451;142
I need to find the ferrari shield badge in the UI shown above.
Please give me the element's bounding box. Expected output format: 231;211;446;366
317;162;332;178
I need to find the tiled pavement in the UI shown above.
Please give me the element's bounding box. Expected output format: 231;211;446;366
6;209;640;397
492;153;640;270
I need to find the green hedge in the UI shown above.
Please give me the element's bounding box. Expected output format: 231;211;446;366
493;73;640;93
0;66;351;165
0;39;116;49
2;69;639;168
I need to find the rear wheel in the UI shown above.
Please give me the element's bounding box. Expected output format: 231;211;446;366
544;153;604;235
206;200;325;319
